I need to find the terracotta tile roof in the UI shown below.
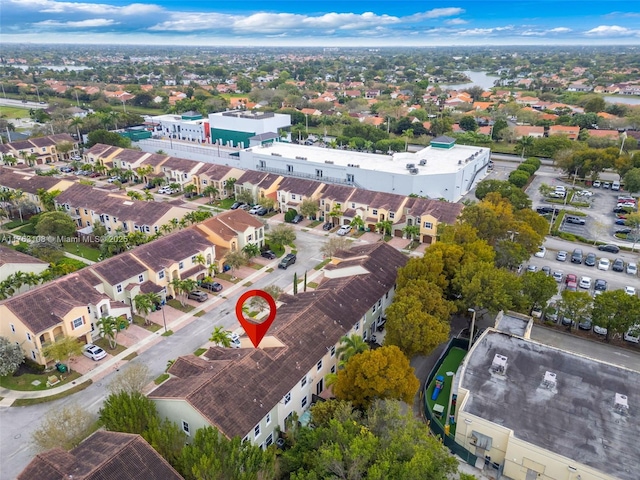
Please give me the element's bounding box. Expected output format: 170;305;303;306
319;184;356;203
0;169;61;195
113;149;148;163
90;252;147;285
404;197;463;225
278;177;321;198
203;209;263;234
1;272;108;334
160;156;203;173
140;153;169;167
150;243;407;439
198;163;233;180
0;245;48;267
131;228;214;272
84;143;116;157
348;188;377;205
18;431;183;480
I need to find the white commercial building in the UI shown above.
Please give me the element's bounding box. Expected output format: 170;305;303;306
208;111;291;148
238;136;490;202
145;112;208;143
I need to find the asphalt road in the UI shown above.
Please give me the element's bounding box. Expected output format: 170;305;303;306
0;98;47;109
0;228;325;480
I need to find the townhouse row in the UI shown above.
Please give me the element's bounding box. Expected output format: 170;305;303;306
0;209;266;366
0;134;80;165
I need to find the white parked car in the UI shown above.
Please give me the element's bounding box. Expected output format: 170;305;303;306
579;276;592;289
552;271;563;283
597;258;610;271
228;332;241;348
624;326;640;343
535;246;546;258
83;344;107;361
576;190;593;197
593;325;608;336
249;205;262;214
627;262;638;276
625;286;636;296
336;225;352;236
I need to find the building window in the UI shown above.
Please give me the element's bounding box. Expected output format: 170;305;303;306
72;317;83;329
284;392;291;405
301;396;307;409
347;174;354;183
138;274;144;283
10;324;15;333
179;261;184;270
331;365;336;374
291;194;296;200
247;234;253;242
354;321;360;332
301;376;307;388
254;424;261;438
372;209;378;215
158;270;165;280
316;169;323;177
317;360;322;371
242;435;249;443
287;165;293;172
31;351;36;360
26;332;32;342
105;215;110;221
266;433;273;447
266;413;271;425
389;212;395;219
378;299;382;307
330;346;336;357
424;222;433;229
321;199;325;206
182;421;190;435
373;304;377;313
116;284;123;293
191;255;196;263
202;179;208;185
84;209;88;215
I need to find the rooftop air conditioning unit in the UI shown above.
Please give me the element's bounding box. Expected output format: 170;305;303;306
542;371;556;389
406;163;415;169
410;168;419;175
419;159;427;165
491;354;508;375
458;160;463;165
271;153;282;157
325;160;334;164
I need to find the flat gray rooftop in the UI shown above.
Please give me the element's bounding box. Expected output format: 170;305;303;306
494;312;529;337
462;331;640;480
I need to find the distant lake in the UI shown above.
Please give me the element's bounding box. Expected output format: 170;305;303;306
604;95;640;106
8;65;91;72
439;71;500;90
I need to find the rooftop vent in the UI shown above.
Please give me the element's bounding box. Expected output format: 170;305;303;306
419;159;427;166
491;354;508;375
615;393;629;415
271;153;282;157
325;160;334;164
542;371;557;389
410;168;419;175
458;160;463;165
406;163;415;169
295;156;307;160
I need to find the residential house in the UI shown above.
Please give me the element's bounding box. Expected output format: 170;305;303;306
548;125;580;140
586;129;620;140
18;431;183;480
0;134;79;165
317;184;356;223
299;108;322;117
110;148;150;171
0;245;49;292
195;209;266;262
0;270;132;365
401;197;463;244
277;177;324;215
193;163;243;199
83;143;123;168
0;166;75;211
234;170;282;206
158;156;205;189
55;184;192;235
149;242;407;448
513;126;545;139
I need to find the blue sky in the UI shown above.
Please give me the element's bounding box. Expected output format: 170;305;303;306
2;0;640;45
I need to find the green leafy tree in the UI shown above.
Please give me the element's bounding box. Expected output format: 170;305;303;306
142;418;187;468
521;271;559;312
558;290;592;333
624;168;640;194
242;242;260;258
402;224;420;241
86;129;131;148
459;115;478;131
592;290;640;342
99;391;158;434
334;345;419;408
35;211;77;239
320;236;350;258
209;326;232;347
263;284;283;301
36;188;61;212
236;189;254;205
0;336;24;376
224;250;249;279
299;197;318;219
455;262;522;313
32;404;96;451
375;219;393;237
107;363;150;395
350;215;365;231
178;426;276;480
266;223;296;247
133;292;161;326
42;336;83;373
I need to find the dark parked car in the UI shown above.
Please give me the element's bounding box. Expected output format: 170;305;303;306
230;201;244;210
571;249;583;264
256;206;269;216
278;253;296;269
200;281;223;292
612;258;625;272
187;291;208;302
322;222;333;231
291;214;303;224
613;207;632;214
594;279;608;292
261;250;276;260
598;244;620;254
616;228;632;235
578;318;592;331
536;206;559;215
585;253;596;267
565;215;586;225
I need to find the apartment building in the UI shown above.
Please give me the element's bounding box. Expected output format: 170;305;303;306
0;134;79;165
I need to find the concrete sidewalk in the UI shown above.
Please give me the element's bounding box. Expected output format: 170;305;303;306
0;250;322;407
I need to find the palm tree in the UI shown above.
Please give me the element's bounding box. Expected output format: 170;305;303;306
402;224;420;241
336;334;369;363
328;204;343;226
209;326;232;347
10;189;25;221
181;278;197;304
403;128;414;152
143;191;154;201
350;215;365;232
97;315;128;349
225;177;236;197
375;219;393;238
127;191;143;201
23;272;41;290
518;135;534;159
263;284;283;301
202;185;219;203
69;116;83;143
133;292;160;326
135;165;153;183
242;243;260;258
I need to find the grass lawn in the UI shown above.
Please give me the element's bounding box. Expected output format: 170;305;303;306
0;105;30;119
167;299;195;312
193;310;206;317
162;330;174;337
132;315;162;332
249;263;263;270
12;381;93;406
61;242;101;261
154;373;170;385
426;347;467;436
216;198;236;209
0;370;81;391
1;219;29;230
122;352;138;361
314;259;331;270
307;281;319;289
216;272;241;283
94;338;127;356
16;223;37;236
194;348;206;356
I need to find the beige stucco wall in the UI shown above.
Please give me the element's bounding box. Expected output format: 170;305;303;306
0;262;49;285
153;398;211;438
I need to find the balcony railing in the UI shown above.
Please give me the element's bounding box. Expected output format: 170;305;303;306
255;165;364;189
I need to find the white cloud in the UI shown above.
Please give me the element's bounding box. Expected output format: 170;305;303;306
13;0;162;16
458;26;513;36
585;25;639;36
35;18;117;27
548;27;572;33
445;18;467;25
408;7;465;20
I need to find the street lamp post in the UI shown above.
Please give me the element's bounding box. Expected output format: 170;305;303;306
35;85;40;103
161;304;167;333
468;308;476;351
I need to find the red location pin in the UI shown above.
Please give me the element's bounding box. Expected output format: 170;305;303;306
235;289;277;348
